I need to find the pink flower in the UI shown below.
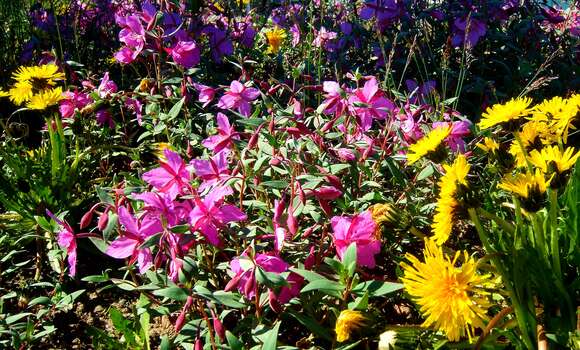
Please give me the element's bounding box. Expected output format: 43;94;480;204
320;81;349;117
202;113;240;153
228;253;289;299
193;83;217;108
190;150;230;191
59;91;93;119
97;72;118;98
313;26;338;48
106;206;162;273
170;40;201;68
348;77;395;131
217;80;260;117
125;98;143;125
189;186;246;246
331;210;380;268
46;210;77;277
290;23;301;47
114;14;145;64
142;149;191;200
433;120;472;152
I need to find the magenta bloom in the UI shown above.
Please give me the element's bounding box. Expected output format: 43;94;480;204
433;120;472;152
170;40;201;68
46;210;77;277
142;149;191;200
313;26;337;48
331;210;380;268
193;83;217;108
321;81;349;117
189;186;247;246
451;17;487;48
190;151;230;191
228;253;289;299
114;14;145;64
348;77;395;131
125;98;143;125
97;72;118;98
59;91;93;119
202;113;240;153
96;109;115;128
217;81;260;117
106;206;162;273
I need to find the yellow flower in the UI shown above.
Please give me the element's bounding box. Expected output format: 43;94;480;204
529;145;580;175
153;142;174;161
8;81;33;105
265;27;287;54
0;89;9;98
401;239;491;342
530;96;569;122
551;95;580;143
12;64;65;88
476;137;499;154
431;155;470;245
478;97;533;130
335;310;366;342
26;87;64;110
406;125;451;165
509;121;557;168
499;170;551;211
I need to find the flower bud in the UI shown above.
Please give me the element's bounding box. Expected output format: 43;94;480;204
97;211;109;231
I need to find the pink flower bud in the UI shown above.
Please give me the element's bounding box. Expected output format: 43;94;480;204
286;203;298;236
97;211;109;231
211;310;226;342
79;210;94;230
195;338;203;350
244;269;256;296
268;290;282;313
314;186;342;200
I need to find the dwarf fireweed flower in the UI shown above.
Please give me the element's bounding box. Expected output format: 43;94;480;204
335;310;366;342
264;27;286;54
478;97;533;130
193;83;217;108
202;113;240;153
189;186;246;246
170;40;201;68
406;125;452;165
217;80;260;117
431;155;470;245
142;149;192;200
499;170;551;212
97;72;118;98
321;81;350;117
228;253;288;299
60;91;93;118
190;150;230;191
451;17;487;48
348;77;394;131
46;210;77;277
106;206;162;273
331;210;381;268
401;239;492;342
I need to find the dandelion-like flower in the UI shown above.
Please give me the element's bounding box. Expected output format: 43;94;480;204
431;155;470;245
550;95;580;143
478;97;533;130
265;27;286;54
529;145;580;188
406;125;451;165
476;137;500;154
27;87;64;110
401;239;491;342
509;121;556;168
335;310;366;342
499;170;551;211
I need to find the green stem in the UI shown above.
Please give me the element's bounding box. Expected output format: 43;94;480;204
468;208;536;350
477;208;515;234
548;189;561;279
530;213;549;265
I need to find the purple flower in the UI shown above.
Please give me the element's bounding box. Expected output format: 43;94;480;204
170;40;201;68
202;113;240;153
321;81;349;117
313;26;338;49
348;77;395;131
125;98;143;125
360;0;405;29
97;72;118;98
228;253;288;299
96;109;115;128
114;14;146;63
189;186;247;246
217;81;260;117
451;17;487;48
290;24;301;47
190;151;231;191
142;149;191;200
405;79;436;104
331;210;380;268
106;206;162;274
46;210;77;277
204;26;234;63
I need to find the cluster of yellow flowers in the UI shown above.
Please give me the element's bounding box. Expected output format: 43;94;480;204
0;63;64;110
401;93;579;342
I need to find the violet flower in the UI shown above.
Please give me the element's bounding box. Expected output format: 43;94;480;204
451;17;487;48
228;253;288;299
190;150;231;191
170;40;201;68
97;72;118;98
217;80;260;117
193;83;217;108
96;109;115;128
331;210;380;268
59;91;93;119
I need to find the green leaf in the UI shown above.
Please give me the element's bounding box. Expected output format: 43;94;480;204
28;296;51;307
5;313;31;324
260;180;288;189
166;97;185;121
261;321;280;350
351;281;403;297
153;287;189;301
348;292;368;310
417;164;434;181
212;291;246;308
102;212;118;242
226;331;244;350
236;118;264;127
287;310;332;341
289;268;325;282
301;279;344;298
256;267;289;289
88;237;108;254
342;243;357;278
